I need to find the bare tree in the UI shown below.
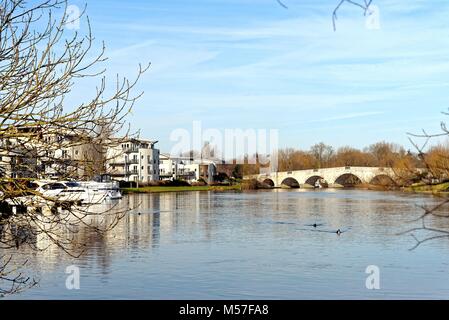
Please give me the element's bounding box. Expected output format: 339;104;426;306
332;0;373;31
0;0;148;295
0;255;37;296
276;0;288;10
398;114;449;250
310;142;334;168
275;0;375;31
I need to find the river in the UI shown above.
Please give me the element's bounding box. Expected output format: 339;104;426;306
3;189;449;299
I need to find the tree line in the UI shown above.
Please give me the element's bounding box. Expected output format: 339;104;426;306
240;141;449;184
278;141;415;171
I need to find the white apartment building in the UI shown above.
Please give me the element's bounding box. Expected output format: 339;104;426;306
0;127;91;179
107;138;160;184
0;127;161;184
159;153;201;182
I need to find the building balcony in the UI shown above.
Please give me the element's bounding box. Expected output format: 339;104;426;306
109;162;127;166
110;159;139;165
123;148;139;154
110;172;127;177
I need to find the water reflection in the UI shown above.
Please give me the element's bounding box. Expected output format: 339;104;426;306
4;189;449;299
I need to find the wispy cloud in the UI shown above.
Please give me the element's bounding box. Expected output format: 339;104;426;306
319;111;384;122
72;0;449;150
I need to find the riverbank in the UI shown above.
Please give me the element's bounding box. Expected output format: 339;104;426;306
404;182;449;195
122;181;449;195
122;185;241;194
122;178;276;194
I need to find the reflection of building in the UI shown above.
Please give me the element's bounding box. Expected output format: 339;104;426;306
10;192;216;279
105;138;160;184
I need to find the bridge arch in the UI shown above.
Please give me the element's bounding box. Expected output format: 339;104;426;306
334;173;362;187
281;177;300;188
370;174;396;186
262;178;275;187
305;176;328;188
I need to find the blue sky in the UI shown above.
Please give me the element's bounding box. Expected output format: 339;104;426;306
67;0;449;152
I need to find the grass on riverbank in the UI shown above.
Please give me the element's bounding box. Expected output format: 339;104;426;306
404;182;449;194
122;185;242;194
122;181;449;195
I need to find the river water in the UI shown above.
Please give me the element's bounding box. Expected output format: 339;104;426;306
4;189;449;299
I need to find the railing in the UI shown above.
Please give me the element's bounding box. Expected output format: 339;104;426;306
123;148;139;153
109;159;139;165
110;172;126;177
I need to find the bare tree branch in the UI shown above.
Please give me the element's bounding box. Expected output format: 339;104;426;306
0;0;146;295
275;0;375;31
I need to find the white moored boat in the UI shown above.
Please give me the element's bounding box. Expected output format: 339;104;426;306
36;175;122;205
78;180;122;203
36;181;88;204
80;174;122;203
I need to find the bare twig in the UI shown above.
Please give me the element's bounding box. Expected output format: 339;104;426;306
0;0;146;295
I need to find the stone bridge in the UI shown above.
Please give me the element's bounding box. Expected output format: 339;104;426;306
244;166;396;188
